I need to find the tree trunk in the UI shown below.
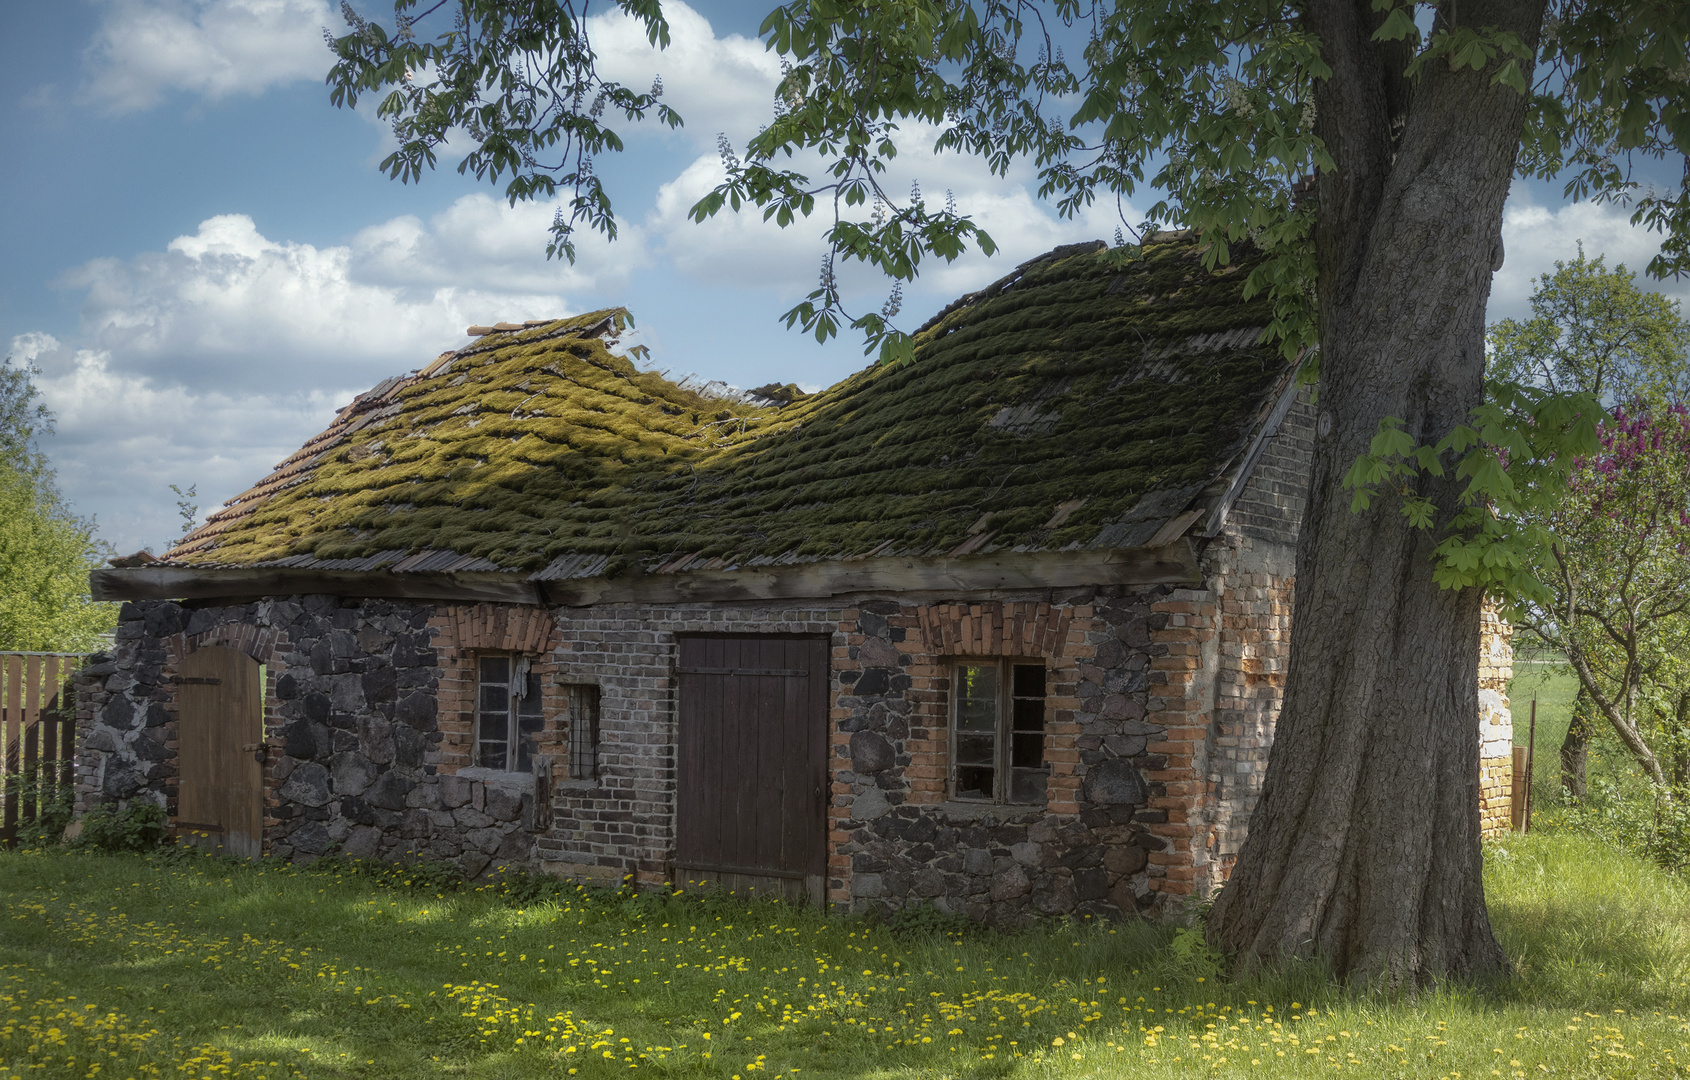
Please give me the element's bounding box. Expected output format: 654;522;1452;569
1561;641;1671;787
1206;0;1545;987
1668;691;1689;790
1561;689;1592;803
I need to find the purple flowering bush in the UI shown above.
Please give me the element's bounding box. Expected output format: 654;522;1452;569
1517;402;1690;872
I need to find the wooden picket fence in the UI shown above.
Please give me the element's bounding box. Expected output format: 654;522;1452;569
0;652;84;847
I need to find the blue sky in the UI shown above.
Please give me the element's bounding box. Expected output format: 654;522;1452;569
2;0;1686;555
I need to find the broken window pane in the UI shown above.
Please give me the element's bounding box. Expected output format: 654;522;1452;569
1009;767;1047;804
955;764;994;801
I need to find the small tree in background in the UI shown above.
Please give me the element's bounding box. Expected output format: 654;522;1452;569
1512;407;1690;782
1489;248;1690;406
0;358;115;653
1487;254;1690;804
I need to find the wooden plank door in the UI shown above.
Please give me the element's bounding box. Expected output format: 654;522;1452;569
675;635;828;904
176;647;264;858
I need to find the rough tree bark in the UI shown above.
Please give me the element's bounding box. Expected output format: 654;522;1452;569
1206;0;1547;986
1560;690;1592;803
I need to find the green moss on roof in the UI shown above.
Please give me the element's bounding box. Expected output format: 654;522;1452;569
172;238;1290;575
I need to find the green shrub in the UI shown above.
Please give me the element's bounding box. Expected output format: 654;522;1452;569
1548;775;1690;876
2;768;75;846
883;899;983;941
74;800;169;852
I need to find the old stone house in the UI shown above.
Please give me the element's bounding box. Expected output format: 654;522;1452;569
79;235;1516;922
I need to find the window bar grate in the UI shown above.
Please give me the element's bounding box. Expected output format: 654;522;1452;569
566;684;601;781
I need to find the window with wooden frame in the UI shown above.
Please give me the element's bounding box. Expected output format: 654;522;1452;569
476;654;544;772
564;684;601;781
950;660;1048;804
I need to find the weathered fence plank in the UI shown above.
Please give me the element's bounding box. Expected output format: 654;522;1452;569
0;652;86;846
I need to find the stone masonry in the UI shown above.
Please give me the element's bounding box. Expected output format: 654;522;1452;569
72;525;1516;921
75;597;546;877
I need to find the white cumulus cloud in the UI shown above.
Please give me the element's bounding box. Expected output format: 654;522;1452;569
12;335;334;554
1491;191;1690;321
64;205;640;395
19;198;643;552
590;0;782;151
81;0;337;113
644;131;1132;309
589;1;1122;306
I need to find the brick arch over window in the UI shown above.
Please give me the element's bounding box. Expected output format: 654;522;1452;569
429;603;566;778
437;603;556;653
915;601;1076;658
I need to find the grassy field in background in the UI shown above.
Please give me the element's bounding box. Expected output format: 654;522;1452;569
1506;657;1663;819
2;835;1688;1080
1508;658;1579;813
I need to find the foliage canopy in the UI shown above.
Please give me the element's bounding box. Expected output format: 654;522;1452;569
326;0;1690;362
0;358;116;653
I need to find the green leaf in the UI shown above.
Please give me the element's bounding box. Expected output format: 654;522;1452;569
1372;7;1416;42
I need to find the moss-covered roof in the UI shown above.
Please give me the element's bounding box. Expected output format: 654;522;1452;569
169;235;1292;580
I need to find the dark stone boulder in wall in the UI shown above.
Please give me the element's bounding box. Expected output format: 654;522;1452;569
1081;758;1148;806
101;762;141;799
280;763;333;808
849;730;895;774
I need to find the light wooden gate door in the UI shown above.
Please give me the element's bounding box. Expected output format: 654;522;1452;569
675;635;828;904
176;647;264;858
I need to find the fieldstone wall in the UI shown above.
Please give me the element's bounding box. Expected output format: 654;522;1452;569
519;589;1214;923
828;587;1186;924
73;596;544;877
68;586;1235;920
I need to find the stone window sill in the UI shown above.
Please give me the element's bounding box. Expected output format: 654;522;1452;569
454;766;537;794
934;799;1045;820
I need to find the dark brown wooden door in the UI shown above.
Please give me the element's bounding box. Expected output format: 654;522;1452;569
675;635;828;903
176;647;264;858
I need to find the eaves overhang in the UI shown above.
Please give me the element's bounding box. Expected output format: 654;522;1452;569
90;541;1205;609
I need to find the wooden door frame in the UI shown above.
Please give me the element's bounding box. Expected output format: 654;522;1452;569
175;646;265;859
672;633;830;904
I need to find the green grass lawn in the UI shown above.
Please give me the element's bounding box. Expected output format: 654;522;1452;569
2;836;1688;1080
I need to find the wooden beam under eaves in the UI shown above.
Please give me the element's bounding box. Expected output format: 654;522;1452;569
539;542;1203;606
89;541;1203;608
90;566;541;605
